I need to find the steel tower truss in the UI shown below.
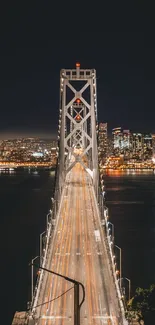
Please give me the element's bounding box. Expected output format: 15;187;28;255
57;64;98;196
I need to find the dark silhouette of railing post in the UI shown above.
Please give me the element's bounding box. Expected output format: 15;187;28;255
30;263;85;325
74;282;80;324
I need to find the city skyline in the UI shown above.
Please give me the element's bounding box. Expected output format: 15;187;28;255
0;123;154;141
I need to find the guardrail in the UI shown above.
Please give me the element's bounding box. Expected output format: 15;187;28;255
29;182;66;321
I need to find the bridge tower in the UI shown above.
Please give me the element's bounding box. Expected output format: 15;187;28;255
57;63;99;197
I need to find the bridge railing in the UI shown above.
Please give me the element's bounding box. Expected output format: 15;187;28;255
29;208;54;316
29;175;65;320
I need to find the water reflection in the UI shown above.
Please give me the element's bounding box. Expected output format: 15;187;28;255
104;169;154;176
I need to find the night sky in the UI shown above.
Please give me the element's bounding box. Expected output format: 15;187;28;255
0;4;154;139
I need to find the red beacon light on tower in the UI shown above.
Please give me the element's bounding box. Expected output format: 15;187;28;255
76;62;80;68
75;114;81;121
76;98;81;104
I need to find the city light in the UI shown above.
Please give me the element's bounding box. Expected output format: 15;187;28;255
98;124;154;170
0;138;57;168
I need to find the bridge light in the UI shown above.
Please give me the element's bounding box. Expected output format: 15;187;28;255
76;98;81;104
76;62;80;68
75;114;81;121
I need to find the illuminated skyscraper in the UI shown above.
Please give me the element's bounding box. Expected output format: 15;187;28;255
122;130;131;158
98;123;108;161
132;133;143;160
122;130;130;148
112;127;122;156
143;134;152;160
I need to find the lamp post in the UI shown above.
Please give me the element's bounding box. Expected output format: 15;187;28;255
40;231;46;265
30;263;85;325
118;277;131;302
31;256;39;302
107;221;114;242
115;244;122;288
124;277;131;301
46;210;52;230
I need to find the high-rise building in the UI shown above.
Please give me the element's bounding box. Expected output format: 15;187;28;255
143;134;152;160
98;123;108;161
122;130;131;158
132;133;143;160
112;127;122;156
112;128;132;158
122;130;130;148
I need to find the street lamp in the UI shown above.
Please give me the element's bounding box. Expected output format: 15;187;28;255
124;277;131;301
118;277;131;302
115;244;122;288
107;221;114;242
46;210;52;230
40;231;46;265
30;263;85;325
31;256;39;302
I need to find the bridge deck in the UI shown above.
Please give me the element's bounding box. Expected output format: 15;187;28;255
35;163;120;324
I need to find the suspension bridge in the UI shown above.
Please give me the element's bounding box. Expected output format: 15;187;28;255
12;64;129;325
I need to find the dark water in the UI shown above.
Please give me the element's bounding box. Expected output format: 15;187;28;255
104;170;155;294
1;169;155;324
0;169;55;325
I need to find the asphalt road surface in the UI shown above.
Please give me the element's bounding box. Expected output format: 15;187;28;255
35;162;121;325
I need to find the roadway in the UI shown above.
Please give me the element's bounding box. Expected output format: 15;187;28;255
35;162;121;324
